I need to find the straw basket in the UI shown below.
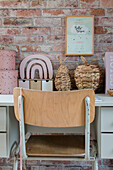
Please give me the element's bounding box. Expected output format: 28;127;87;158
55;57;71;91
74;56;101;91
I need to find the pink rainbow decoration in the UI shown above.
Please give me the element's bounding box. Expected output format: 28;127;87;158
20;55;53;79
26;60;47;79
31;65;43;79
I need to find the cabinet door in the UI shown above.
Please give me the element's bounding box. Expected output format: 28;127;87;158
0;107;6;131
101;107;113;132
0;133;7;157
101;134;113;159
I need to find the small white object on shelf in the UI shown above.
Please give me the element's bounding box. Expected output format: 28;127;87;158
95;95;102;102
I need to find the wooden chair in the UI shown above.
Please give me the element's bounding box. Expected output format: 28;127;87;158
13;88;98;170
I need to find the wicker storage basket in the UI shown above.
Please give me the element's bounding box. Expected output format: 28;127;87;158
55;57;71;91
74;56;101;91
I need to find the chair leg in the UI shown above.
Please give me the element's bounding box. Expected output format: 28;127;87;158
23;159;27;170
92;159;98;170
13;156;18;170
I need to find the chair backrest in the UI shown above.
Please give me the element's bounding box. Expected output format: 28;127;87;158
13;88;95;127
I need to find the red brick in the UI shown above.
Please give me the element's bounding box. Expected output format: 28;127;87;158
46;36;65;44
6;158;14;164
100;0;113;7
45;53;66;61
0;28;20;35
106;9;113;17
0;45;19;52
0;19;2;26
52;62;61;70
73;8;89;15
41;160;71;165
0;166;13;170
21;45;52;53
80;167;92;170
34;18;61;26
102;159;113;166
95;18;99;25
64;0;78;8
9;9;41;17
0;158;6;164
100;17;113;25
21;27;51;35
46;0;65;8
0;1;28;8
80;0;99;7
90;8;105;16
94;26;107;34
32;166;62;170
7;28;20;35
52;27;65;35
53;44;65;52
27;160;39;165
46;0;78;8
104;26;113;34
4;18;32;26
62;18;65;26
0;36;13;44
67;62;77;70
105;45;113;52
73;8;105;16
100;167;113;170
95;35;112;43
95;44;104;53
30;0;46;8
42;9;72;17
0;9;9;16
14;36;44;44
71;161;92;165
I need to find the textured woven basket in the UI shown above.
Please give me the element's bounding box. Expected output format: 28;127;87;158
74;56;102;91
55;57;71;91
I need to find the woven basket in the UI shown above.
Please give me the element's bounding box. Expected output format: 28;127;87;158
55;57;71;91
74;56;102;91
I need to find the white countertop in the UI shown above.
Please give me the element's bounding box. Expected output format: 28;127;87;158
0;94;113;107
0;95;14;106
95;94;113;106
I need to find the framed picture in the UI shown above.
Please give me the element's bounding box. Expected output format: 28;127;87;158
65;15;94;56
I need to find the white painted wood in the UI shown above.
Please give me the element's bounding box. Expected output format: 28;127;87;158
0;95;14;106
101;107;113;132
8;106;19;158
0;107;6;131
19;80;29;89
95;94;113;106
42;80;53;91
101;134;113;159
0;133;7;157
96;107;101;158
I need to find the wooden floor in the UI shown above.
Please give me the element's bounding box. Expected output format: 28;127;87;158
26;135;85;157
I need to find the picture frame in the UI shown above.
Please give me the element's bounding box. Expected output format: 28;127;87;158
65;15;94;56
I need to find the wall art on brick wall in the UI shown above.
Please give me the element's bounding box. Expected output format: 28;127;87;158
65;15;94;56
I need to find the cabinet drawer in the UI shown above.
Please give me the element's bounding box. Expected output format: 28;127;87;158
101;107;113;132
0;133;7;157
0;107;6;131
42;80;53;91
101;134;113;159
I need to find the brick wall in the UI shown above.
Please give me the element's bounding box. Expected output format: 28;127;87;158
0;0;113;169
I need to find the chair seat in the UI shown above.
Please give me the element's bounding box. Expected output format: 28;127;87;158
26;135;85;157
